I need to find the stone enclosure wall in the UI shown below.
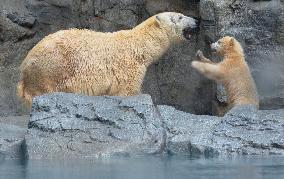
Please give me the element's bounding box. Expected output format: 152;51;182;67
0;0;283;116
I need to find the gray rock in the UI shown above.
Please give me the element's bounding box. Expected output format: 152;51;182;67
6;12;35;28
0;123;26;159
160;104;284;156
25;93;164;159
212;106;284;155
25;93;284;159
158;105;220;156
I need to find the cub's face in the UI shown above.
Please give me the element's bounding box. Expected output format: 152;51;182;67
155;12;199;40
210;36;235;55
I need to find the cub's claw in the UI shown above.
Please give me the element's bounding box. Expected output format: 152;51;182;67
196;50;204;60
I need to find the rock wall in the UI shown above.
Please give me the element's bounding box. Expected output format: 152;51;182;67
0;0;283;116
200;0;284;113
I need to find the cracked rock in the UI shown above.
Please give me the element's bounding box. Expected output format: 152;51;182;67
160;104;284;156
6;12;35;28
25;93;164;159
24;93;284;159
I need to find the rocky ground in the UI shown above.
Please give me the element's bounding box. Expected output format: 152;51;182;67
1;93;283;160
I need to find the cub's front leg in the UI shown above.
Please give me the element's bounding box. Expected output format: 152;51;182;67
192;50;224;81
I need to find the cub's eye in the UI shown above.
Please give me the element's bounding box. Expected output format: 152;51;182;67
179;16;183;20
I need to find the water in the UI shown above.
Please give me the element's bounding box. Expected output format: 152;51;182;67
1;155;284;179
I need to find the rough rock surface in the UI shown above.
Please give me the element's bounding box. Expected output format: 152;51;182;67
161;105;284;156
25;93;164;159
199;0;284;113
0;123;26;159
24;93;284;159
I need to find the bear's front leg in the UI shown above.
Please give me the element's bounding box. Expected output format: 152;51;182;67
196;50;214;64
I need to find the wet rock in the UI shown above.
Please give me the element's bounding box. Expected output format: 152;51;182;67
25;93;164;159
213;106;284;155
0;123;26;159
158;105;220;156
161;104;284;156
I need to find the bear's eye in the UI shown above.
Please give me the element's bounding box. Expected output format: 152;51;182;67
179;16;183;20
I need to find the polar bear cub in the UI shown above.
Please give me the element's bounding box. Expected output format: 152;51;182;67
192;36;259;115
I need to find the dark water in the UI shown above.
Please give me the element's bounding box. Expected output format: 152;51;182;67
1;155;284;179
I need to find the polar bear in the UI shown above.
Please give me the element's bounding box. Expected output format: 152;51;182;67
17;12;198;106
191;36;259;115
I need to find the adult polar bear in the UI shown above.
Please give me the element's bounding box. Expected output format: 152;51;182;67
18;12;198;105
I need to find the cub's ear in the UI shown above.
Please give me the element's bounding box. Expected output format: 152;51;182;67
229;37;235;46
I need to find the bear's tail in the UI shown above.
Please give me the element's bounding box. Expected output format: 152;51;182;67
17;81;32;107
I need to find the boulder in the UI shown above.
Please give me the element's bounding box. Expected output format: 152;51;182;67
24;93;284;159
25;93;164;159
160;105;284;156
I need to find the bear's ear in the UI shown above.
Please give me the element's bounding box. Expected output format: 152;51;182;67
229;37;235;47
155;15;161;24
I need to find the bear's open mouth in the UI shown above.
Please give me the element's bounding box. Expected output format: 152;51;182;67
182;27;198;40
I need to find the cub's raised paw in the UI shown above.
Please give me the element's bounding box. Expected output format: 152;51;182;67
196;50;204;60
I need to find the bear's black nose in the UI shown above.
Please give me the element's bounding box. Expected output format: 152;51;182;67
194;18;201;26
